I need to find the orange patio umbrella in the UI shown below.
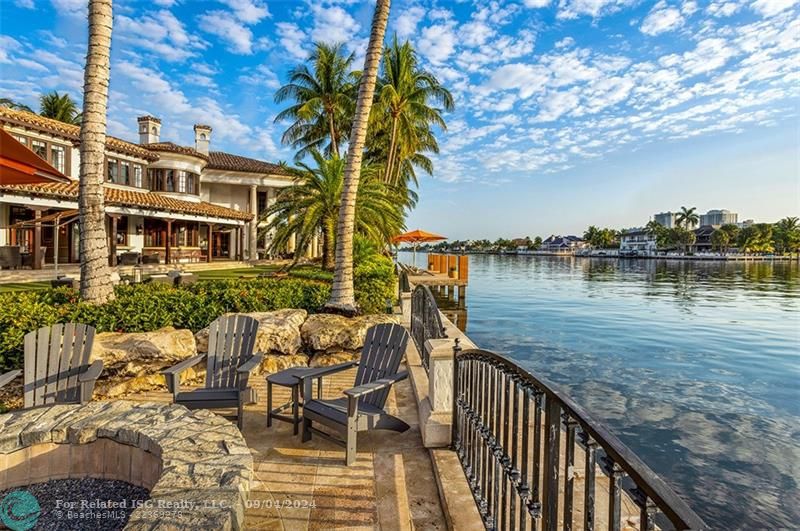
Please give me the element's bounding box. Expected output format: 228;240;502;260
392;229;447;266
0;128;70;185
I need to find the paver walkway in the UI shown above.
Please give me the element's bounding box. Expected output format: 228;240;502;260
130;365;447;530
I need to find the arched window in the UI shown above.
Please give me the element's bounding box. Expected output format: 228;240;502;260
200;133;207;140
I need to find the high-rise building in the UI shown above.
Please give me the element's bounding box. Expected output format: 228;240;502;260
654;211;677;228
700;209;738;227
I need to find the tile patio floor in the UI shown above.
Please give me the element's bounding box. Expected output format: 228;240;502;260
129;365;447;530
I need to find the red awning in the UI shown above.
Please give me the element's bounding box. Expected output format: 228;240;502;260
0;128;70;185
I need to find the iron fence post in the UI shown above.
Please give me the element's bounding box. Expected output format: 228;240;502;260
450;337;462;450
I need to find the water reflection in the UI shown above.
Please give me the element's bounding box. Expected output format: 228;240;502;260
401;253;800;529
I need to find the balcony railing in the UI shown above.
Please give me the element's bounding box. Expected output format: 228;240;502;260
410;284;446;371
452;347;706;531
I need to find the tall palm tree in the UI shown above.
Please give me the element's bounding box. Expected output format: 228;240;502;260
40;91;82;125
645;220;667;249
326;0;392;315
676;206;699;229
0;97;33;113
261;151;404;270
274;42;357;160
78;0;115;303
583;225;600;247
774;216;800;254
373;37;453;185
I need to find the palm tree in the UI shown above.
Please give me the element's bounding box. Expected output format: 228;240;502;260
583;225;600;247
676;206;699;229
40;91;82;125
261;151;404;270
710;228;730;253
78;0;115;303
373;37;453;185
645;220;667;249
0;97;33;113
274;42;357;160
774;216;800;254
326;0;392;316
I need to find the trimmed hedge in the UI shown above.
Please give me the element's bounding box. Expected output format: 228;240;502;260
0;258;395;371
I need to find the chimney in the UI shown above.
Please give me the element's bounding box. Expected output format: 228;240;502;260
137;116;161;144
194;124;212;155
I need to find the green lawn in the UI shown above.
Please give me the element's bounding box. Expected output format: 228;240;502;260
0;282;50;293
0;264;330;293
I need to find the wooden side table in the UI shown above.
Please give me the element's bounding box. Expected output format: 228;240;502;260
266;367;323;435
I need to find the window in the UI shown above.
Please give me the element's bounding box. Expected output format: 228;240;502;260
120;162;130;186
187;173;195;195
115;216;128;245
165;170;175;192
31;140;47;159
50;145;65;173
177;170;187;193
133;165;143;188
13;135;27;146
107;159;118;183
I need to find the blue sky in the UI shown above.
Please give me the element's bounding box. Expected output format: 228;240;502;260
0;0;798;239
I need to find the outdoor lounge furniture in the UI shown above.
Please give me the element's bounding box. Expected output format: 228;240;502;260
51;276;78;289
142;253;160;264
266;367;324;435
20;246;46;269
118;251;141;265
0;246;21;269
162;314;263;430
299;323;410;465
0;323;103;408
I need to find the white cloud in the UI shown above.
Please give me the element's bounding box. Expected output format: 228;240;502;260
117;10;206;62
239;64;280;89
751;0;799;17
557;0;636;19
641;2;685;35
152;0;176;6
115;61;193;115
555;36;576;48
221;0;270;24
49;0;85;17
197;11;255;55
484;63;549;98
0;36;21;64
680;37;737;75
707;1;743;17
310;5;360;43
394;6;426;40
15;0;34;8
524;0;551;7
276;22;307;60
418;23;457;64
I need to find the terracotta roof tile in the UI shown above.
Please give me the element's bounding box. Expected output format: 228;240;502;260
0;182;252;222
0;107;159;162
143;142;209;161
206;151;289;176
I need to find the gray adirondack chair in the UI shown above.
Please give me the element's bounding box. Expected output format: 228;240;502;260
0;323;103;409
299;323;410;465
162;314;263;430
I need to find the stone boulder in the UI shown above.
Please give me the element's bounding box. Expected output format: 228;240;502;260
195;309;307;356
261;353;310;375
301;313;399;352
309;350;360;368
90;327;199;398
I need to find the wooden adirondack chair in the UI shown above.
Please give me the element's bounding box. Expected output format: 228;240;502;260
299;323;410;465
0;323;103;409
162;314;262;430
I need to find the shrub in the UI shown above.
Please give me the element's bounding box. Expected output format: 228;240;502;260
0;265;394;371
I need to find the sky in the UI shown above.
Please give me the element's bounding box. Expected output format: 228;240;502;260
0;0;798;240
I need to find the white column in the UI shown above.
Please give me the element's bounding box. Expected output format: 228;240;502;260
0;204;7;246
249;185;258;261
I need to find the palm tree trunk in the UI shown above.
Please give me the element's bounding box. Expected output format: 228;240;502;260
384;115;398;183
323;218;335;270
325;0;391;315
78;0;115;304
328;110;338;158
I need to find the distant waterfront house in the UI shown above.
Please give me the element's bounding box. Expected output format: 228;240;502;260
541;235;587;252
693;225;716;253
0;108;317;268
619;227;657;256
700;209;738;227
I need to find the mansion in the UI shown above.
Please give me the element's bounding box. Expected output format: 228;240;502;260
0;107;318;268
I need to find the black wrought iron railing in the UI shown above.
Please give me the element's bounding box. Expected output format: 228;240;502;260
410;284;446;370
452;347;706;531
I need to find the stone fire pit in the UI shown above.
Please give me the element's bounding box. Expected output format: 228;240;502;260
0;401;252;530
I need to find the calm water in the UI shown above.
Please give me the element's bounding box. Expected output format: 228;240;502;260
402;252;800;529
